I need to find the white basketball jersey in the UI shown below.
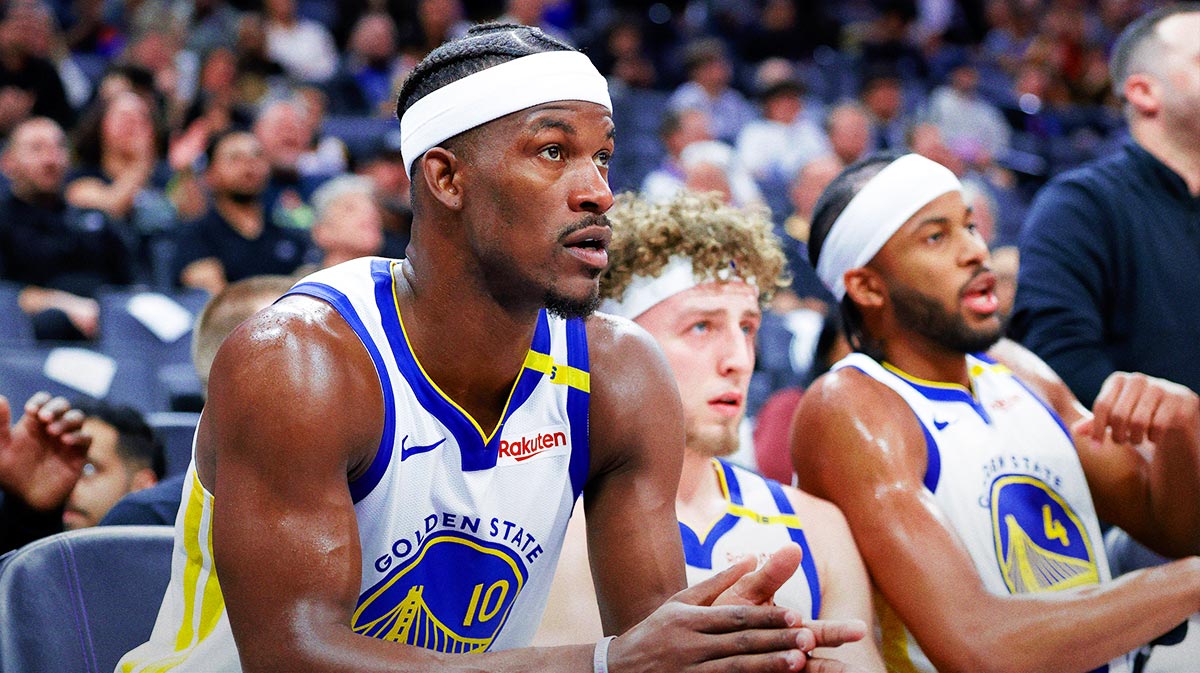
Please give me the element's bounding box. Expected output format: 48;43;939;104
118;258;591;672
681;459;821;620
834;352;1130;673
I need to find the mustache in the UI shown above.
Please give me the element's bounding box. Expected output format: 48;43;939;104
556;213;610;241
958;266;992;298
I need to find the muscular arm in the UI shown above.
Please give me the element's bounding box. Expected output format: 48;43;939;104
992;339;1200;558
792;368;1200;673
206;297;595;672
208;302;817;673
787;489;885;673
583;314;689;634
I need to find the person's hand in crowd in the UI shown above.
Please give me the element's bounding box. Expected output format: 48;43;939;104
0;392;91;511
168;118;211;173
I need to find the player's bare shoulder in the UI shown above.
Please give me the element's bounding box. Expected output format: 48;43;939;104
793;363;930;497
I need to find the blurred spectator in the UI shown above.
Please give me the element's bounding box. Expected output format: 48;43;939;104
233;12;288;107
982;0;1038;76
668;37;756;144
0;392;90;554
779;155;841;302
17;0;93;111
331;12;403;117
678;139;764;208
590;12;658;90
990;244;1019;327
64;0;125;58
860;67;908;151
734;62;828;184
858;3;929;88
352;133;412;241
736;0;839;63
0;1;74;135
172;129;308;295
300;174;386;274
61;399;163;530
396;0;469;67
0;117;133;340
640;107;713;202
499;0;573;46
824;102;871;166
66;90;176;239
1012;4;1200;406
179;0;242;56
253;98;334;230
101;274;297;526
926;59;1013;166
264;0;339;83
180;47;256;136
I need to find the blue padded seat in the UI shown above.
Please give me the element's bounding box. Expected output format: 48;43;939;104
0;526;174;673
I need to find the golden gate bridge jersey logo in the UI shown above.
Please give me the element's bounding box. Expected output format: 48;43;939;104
989;474;1099;594
351;531;527;653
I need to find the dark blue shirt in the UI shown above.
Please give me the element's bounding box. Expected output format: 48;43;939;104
172;207;309;285
1011;140;1200;406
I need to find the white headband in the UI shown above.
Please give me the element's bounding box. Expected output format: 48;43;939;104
815;154;962;300
600;255;755;321
400;50;612;178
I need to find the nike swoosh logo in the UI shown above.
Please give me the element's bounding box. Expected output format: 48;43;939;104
933;419;951;431
401;435;447;461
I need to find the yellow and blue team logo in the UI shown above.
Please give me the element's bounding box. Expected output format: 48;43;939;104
990;474;1099;594
351;532;526;653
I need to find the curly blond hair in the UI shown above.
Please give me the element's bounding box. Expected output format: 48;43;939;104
600;190;789;305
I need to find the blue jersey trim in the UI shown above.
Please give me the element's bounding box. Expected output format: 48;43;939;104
763;474;822;621
287;278;397;504
719;460;744;506
679;515;740;570
920;419;942;493
484;311;552;459
565;317;591;500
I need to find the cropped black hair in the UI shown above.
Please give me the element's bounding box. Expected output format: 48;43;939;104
395;22;575;122
807;151;904;357
72;399;165;480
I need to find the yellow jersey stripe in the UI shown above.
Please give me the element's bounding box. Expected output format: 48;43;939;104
877;594;922;673
197;512;226;642
522;351;591;392
173;473;206;651
725;503;802;528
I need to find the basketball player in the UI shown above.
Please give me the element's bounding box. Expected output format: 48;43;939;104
534;191;884;671
118;24;861;673
793;151;1200;673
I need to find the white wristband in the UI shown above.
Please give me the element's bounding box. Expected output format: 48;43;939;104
593;635;616;673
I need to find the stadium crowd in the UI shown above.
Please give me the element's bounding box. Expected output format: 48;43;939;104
0;0;1197;671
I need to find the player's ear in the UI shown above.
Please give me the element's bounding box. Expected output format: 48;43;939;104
843;268;886;309
419;147;463;211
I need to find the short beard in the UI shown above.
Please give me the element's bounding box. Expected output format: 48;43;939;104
686;423;741;458
544;285;601;320
888;281;1001;354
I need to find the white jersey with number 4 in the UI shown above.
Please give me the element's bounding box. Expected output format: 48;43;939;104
833;352;1131;673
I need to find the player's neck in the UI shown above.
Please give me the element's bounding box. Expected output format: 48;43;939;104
676;452;728;529
879;337;972;391
1132;121;1200;196
392;256;541;431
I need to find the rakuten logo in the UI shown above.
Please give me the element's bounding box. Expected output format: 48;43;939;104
498;429;567;463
